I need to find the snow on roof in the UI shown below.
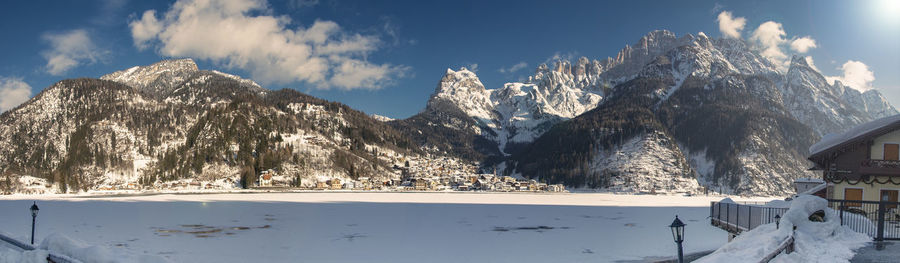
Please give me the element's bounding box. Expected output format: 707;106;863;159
809;114;900;156
794;178;824;183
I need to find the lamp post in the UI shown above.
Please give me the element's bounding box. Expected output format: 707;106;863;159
669;215;686;263
775;214;781;229
30;201;39;245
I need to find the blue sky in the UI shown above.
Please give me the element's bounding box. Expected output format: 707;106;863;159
1;0;898;118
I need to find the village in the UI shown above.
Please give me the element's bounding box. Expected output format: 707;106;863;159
257;154;567;192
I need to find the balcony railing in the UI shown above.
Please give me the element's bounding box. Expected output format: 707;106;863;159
858;159;900;176
861;159;900;169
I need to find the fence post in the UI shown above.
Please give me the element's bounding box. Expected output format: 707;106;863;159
726;203;730;232
718;202;722;223
747;205;753;229
877;201;886;242
838;200;844;225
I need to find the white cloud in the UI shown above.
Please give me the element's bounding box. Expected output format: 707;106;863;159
790;36;817;53
129;0;407;90
499;62;528;74
131;10;162;50
543;52;578;66
750;21;789;70
0;77;32;112
465;63;479;73
41;29;107;76
716;11;746;39
711;3;725;14
827;60;875;92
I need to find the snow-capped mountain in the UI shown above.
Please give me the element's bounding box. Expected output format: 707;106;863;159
2;30;895;196
0;59;419;193
422;66;603;155
404;30;896;195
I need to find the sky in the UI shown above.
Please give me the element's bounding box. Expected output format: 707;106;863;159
0;0;898;119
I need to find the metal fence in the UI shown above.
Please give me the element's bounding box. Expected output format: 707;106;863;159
709;201;789;233
828;199;900;241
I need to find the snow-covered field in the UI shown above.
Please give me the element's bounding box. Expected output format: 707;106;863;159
0;192;768;262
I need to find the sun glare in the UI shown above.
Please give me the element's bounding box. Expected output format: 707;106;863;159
874;0;900;25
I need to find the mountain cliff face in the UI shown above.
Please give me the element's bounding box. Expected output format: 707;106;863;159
390;66;603;162
403;30;897;195
0;59;418;193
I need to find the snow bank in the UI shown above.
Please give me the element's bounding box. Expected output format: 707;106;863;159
0;233;171;263
0;246;49;263
764;199;791;208
697;195;870;263
41;233;171;263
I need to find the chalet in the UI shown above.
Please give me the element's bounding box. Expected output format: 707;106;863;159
327;178;342;190
808;115;900;204
315;181;328;190
497;181;515;192
473;179;488;190
548;184;565;192
794;178;825;195
412;178;427;191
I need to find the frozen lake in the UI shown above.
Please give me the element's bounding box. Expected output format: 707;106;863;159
0;192;766;262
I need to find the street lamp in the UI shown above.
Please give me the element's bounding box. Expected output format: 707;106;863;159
774;214;781;229
30;201;39;245
669;215;686;263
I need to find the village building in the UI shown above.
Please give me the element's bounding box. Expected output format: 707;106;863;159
327;178;342;190
548;184;565;192
315;181;328;190
412;178;427;191
808;115;900;203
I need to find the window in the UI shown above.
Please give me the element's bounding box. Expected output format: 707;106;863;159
882;189;898;209
885;143;899;160
845;188;863;207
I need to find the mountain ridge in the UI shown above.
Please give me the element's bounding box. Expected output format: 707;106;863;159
0;60;420;193
1;29;897;196
400;29;896;195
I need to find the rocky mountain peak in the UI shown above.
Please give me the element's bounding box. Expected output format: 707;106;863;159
428;68;494;121
100;58;200;97
789;55;810;68
437;67;485;92
636;30;678;51
101;58;198;84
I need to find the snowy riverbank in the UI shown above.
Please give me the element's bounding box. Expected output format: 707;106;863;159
0;192;772;262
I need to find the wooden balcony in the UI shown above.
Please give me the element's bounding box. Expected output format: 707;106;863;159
859;159;900;176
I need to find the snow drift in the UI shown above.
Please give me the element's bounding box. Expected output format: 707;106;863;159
0;233;170;263
697;195;870;262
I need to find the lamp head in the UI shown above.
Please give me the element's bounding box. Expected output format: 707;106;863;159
669;215;685;242
30;201;39;218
